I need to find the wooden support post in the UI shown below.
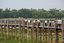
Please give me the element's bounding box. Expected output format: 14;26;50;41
4;20;7;43
15;19;17;40
36;21;39;43
22;20;23;43
22;19;25;43
26;21;28;43
42;21;45;43
11;20;13;40
31;20;34;43
48;21;53;43
11;20;12;40
55;22;59;43
31;27;34;43
21;23;24;43
50;29;53;43
56;28;59;43
21;20;23;43
45;29;47;43
7;19;9;39
0;20;3;43
39;27;42;43
39;20;42;43
1;20;4;43
62;20;64;43
36;27;37;43
42;27;44;43
0;20;1;29
19;18;21;43
27;20;31;43
48;21;50;43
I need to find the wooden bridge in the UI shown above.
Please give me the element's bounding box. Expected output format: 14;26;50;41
0;18;64;43
0;18;63;29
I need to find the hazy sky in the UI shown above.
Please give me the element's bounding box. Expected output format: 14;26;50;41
0;0;64;10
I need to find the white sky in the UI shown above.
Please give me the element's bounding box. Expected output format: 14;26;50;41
0;0;64;10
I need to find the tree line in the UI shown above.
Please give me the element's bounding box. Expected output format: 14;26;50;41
0;8;64;18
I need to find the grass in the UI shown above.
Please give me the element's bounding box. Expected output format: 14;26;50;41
0;29;62;43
